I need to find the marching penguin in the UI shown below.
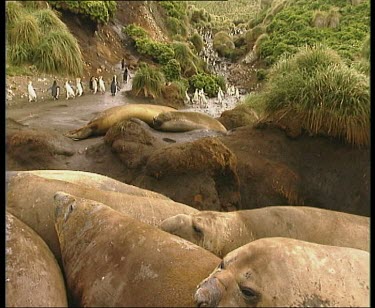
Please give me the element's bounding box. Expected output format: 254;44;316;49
110;75;119;96
27;80;37;103
98;76;105;94
92;77;98;94
123;67;129;84
192;88;199;105
64;80;75;100
184;90;191;105
75;77;83;97
50;80;60;100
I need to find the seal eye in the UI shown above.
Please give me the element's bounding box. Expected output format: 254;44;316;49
218;260;225;269
240;286;259;302
192;224;202;234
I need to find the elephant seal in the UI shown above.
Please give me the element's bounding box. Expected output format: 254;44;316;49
161;206;369;257
64;104;176;140
54;192;220;307
6;170;170;200
6;172;198;265
6;211;68;307
153;111;227;133
194;237;370;307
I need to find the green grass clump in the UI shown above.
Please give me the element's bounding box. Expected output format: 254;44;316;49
247;45;370;146
213;31;235;58
9;14;41;47
259;0;370;65
48;1;116;24
33;9;68;32
171;42;201;76
33;30;83;75
189;73;223;97
162;59;181;81
6;1;24;24
7;44;31;65
189;32;204;54
132;63;165;99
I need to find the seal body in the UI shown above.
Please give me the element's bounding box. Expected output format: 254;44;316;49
6;211;68;307
153;111;227;133
64;104;176;140
54;192;220;307
195;237;370;307
6;172;198;264
161;206;369;257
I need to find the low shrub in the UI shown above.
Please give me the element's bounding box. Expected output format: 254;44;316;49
162;59;181;81
189;32;204;54
213;31;235;58
132;63;165;99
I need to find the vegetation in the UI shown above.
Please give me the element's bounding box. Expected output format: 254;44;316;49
48;1;117;24
258;0;370;65
245;45;370;146
213;31;235;58
159;1;188;37
189;32;204;54
132;63;165;99
162;59;181;81
6;1;83;76
188;73;224;97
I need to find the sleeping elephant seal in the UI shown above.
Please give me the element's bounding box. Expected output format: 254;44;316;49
54;192;220;307
195;237;370;307
6;172;198;265
6;169;170;200
153;111;227;133
6;211;68;307
161;206;369;257
64;104;176;140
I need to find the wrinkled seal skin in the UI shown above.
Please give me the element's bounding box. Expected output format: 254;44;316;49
6;170;170;199
195;237;370;307
6;211;68;307
161;206;369;257
54;192;220;307
64;104;176;140
153;111;228;133
6;172;198;265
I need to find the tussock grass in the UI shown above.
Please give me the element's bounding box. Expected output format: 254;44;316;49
7;44;31;65
172;42;200;76
249;45;370;146
33;30;83;76
6;1;24;25
33;9;68;32
132;63;165;98
9;14;41;47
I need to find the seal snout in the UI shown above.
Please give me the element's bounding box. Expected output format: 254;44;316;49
54;191;77;222
152;115;163;128
160;214;191;234
194;276;222;307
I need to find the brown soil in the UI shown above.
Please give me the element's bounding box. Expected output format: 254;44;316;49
6;1;370;218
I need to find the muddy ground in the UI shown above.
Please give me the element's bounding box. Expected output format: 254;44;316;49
6;73;370;217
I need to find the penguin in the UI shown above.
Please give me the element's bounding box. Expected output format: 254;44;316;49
192;88;199;105
64;81;75;100
51;80;60;100
110;75;118;96
123;67;129;84
184;90;191;105
235;87;240;100
98;76;105;94
92;77;98;94
75;77;83;97
89;76;94;92
27;80;37;103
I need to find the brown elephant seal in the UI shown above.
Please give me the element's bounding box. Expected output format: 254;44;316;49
6;172;198;265
6;211;68;307
153;111;227;133
6;169;170;199
161;206;369;257
64;104;176;140
194;237;370;307
54;191;220;307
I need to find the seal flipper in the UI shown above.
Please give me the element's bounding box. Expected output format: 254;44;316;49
64;125;94;140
